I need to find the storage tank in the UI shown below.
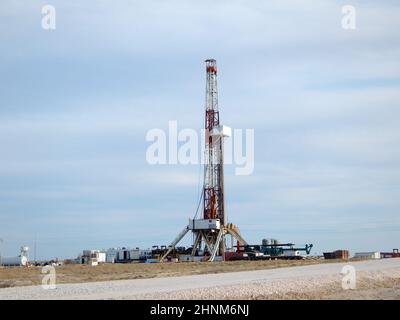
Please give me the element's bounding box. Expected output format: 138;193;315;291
1;256;28;266
1;245;29;266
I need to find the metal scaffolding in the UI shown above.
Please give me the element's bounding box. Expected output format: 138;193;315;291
161;59;247;262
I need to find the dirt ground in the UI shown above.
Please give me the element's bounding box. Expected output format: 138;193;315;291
1;259;399;299
247;277;400;300
0;259;327;288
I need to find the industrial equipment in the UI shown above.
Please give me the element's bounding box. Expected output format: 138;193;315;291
161;59;247;262
0;246;29;266
381;249;400;258
259;239;313;256
229;240;314;260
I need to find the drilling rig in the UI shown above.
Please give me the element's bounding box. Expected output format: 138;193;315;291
160;59;247;262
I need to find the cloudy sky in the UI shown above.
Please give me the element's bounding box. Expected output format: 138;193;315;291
0;0;399;259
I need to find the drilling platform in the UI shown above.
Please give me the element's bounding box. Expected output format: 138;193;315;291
161;59;247;262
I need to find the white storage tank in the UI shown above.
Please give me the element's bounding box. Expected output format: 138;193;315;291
1;245;29;266
211;125;232;138
1;256;28;266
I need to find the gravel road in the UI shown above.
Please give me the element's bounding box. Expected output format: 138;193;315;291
1;258;399;299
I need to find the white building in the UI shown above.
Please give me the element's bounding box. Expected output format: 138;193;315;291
78;250;106;265
354;252;381;260
82;247;153;264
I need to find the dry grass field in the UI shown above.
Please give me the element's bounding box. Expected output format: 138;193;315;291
1;259;399;299
245;276;400;300
0;259;329;288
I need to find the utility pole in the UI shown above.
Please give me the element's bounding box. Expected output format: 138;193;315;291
34;235;37;264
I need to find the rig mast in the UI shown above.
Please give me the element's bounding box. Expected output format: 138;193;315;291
161;59;247;262
204;59;224;224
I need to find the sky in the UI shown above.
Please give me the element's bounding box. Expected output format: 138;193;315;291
0;0;399;259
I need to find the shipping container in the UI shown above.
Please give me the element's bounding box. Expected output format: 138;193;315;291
354;252;381;259
188;218;221;230
323;249;349;260
129;249;140;260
